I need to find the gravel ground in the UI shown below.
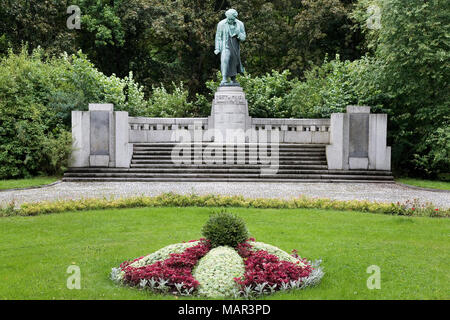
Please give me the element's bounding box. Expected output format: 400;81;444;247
0;182;448;209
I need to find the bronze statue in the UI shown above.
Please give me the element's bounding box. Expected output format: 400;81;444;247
214;9;246;86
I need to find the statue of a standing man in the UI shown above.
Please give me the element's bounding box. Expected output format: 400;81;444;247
214;9;246;86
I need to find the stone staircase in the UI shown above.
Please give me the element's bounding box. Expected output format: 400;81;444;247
63;143;394;183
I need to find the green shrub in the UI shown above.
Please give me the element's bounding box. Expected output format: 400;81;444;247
287;55;388;119
412;123;450;177
206;70;296;118
201;211;249;248
1;193;448;218
144;82;194;118
0;47;147;178
238;70;296;118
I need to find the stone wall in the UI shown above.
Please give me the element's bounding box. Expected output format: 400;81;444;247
70;95;391;171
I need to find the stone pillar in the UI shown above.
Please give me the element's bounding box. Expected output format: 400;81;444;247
115;111;132;168
70;110;91;167
70;104;131;168
326;106;391;171
208;86;252;142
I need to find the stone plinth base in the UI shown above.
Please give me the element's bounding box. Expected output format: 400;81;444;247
208;86;252;142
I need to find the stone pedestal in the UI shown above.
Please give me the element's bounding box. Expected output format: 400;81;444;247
70;104;132;168
208;86;252;142
326;106;391;171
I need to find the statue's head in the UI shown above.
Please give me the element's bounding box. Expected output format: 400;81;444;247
225;9;238;24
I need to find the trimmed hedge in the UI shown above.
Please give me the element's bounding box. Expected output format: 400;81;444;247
0;193;448;218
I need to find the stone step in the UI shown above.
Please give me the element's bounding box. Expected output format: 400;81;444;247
128;164;330;169
133;145;326;149
132;150;326;156
65;168;393;175
130;160;329;165
131;155;327;160
64;172;393;180
132;143;327;149
62;177;395;183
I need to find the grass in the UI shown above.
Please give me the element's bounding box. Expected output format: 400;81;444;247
0;207;448;300
0;176;60;190
396;177;450;190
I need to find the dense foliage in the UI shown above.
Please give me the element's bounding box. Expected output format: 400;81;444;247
202;211;249;248
0;0;362;96
0;48;147;178
373;0;449;178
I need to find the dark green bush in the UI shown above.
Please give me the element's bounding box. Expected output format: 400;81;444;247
201;211;249;248
0;47;147;178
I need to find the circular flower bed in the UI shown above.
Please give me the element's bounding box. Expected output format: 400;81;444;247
111;213;324;298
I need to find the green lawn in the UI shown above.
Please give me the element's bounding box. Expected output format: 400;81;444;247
396;178;450;190
0;207;448;300
0;176;60;190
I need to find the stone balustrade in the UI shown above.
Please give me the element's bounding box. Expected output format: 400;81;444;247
129;117;209;143
251;118;330;144
128;116;330;144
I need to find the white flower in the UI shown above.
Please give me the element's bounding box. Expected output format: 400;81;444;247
192;246;245;298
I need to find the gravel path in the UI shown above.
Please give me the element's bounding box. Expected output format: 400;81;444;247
0;182;448;209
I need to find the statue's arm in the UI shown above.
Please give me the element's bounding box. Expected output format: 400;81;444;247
215;24;222;54
238;22;246;42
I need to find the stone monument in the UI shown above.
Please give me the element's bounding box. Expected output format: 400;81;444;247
209;9;250;142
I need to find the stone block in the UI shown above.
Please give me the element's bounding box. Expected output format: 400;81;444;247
326;113;345;169
349;157;369;170
349;113;369;158
90;155;109;167
89;103;114;111
115;111;131;168
70;111;90;167
346;105;370;113
210;86;251;142
90;111;110;155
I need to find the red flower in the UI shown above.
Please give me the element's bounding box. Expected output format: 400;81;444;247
121;239;211;293
235;242;312;291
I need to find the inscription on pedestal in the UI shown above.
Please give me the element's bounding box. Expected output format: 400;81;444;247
215;95;246;105
209;86;251;141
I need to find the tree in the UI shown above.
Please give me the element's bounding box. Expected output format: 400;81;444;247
366;0;450;177
0;0;77;55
